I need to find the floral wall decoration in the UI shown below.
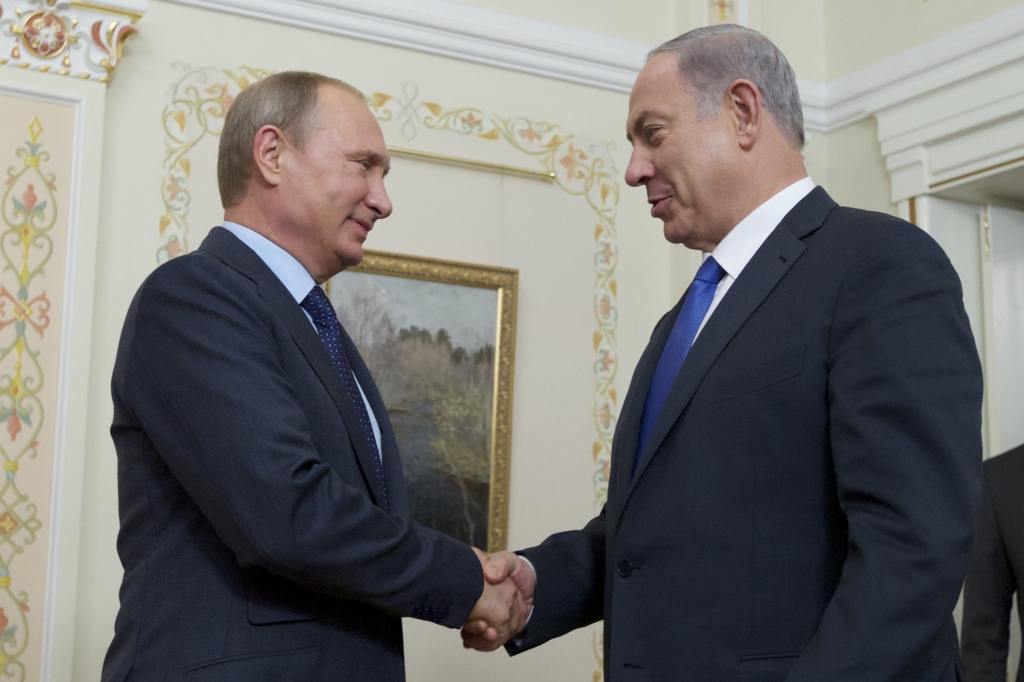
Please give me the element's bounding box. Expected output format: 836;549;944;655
0;0;141;82
0;114;54;682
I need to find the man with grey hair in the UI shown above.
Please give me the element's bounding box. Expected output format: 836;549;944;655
465;25;983;681
102;71;526;682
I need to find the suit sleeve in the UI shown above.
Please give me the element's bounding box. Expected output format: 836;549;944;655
504;506;607;654
116;257;483;627
786;222;984;680
961;470;1016;681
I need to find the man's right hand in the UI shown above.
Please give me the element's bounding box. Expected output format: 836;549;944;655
461;551;537;651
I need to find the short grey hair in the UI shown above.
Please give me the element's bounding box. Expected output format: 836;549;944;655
217;71;365;208
649;25;804;148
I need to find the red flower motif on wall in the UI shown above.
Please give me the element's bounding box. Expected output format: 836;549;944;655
165;175;183;202
163;237;183;259
22;185;37;214
6;413;21;442
23;11;69;58
0;286;51;337
519;128;542;143
460;113;482;128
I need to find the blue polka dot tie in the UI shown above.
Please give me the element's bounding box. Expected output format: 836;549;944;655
300;285;387;507
635;256;727;472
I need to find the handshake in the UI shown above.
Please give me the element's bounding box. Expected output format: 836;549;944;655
461;549;537;651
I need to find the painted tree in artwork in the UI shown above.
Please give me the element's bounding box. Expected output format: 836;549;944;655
338;289;494;549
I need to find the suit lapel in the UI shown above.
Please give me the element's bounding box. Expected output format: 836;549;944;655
624;188;837;504
199;227;390;510
608;302;685;515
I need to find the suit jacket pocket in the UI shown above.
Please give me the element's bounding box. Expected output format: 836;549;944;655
247;569;318;625
184;647;321;681
715;347;805;403
738;652;801;682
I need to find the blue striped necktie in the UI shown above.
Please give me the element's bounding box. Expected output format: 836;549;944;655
300;285;387;506
635;256;727;471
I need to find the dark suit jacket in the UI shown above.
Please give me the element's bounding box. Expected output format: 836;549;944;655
509;188;983;681
101;228;483;682
962;443;1024;681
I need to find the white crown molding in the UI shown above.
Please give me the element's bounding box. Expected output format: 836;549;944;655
160;0;1024;136
162;0;649;93
803;3;1024;132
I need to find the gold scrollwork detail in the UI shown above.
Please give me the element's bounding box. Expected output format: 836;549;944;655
0;0;140;81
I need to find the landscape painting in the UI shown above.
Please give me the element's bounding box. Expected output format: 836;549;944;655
328;251;518;551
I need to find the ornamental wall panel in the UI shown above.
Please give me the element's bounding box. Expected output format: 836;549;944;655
0;90;74;682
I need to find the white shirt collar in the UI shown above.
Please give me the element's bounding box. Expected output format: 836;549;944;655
707;177;816;279
221;221;317;303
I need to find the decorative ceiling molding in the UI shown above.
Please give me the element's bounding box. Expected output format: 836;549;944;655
807;3;1024;133
161;0;650;93
161;0;1024;136
0;0;145;83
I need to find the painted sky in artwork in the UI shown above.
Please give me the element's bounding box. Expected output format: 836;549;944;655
332;271;498;351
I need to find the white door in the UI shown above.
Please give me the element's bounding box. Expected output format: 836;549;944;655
924;197;1023;680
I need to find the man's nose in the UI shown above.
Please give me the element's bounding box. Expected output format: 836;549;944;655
624;150;653;187
367;180;393;219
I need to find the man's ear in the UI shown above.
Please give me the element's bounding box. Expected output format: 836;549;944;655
252;125;286;188
726;79;763;151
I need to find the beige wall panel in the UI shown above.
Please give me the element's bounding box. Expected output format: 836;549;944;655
0;92;74;682
363;158;506;263
752;0;828;82
823;118;896;216
76;1;670;680
824;0;1023;79
802;130;828;191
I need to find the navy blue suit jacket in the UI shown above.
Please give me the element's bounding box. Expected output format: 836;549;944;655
510;188;984;681
102;228;483;682
961;444;1024;681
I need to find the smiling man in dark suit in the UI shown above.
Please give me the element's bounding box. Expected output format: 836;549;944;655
463;25;984;681
101;71;526;682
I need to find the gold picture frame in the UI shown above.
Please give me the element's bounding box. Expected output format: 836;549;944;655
327;250;518;552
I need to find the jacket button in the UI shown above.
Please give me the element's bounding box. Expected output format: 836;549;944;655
616;559;633;577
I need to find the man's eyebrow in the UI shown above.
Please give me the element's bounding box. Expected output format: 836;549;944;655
626;110;653;143
353;151;390;175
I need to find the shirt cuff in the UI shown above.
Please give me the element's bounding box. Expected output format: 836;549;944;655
517;554;537;627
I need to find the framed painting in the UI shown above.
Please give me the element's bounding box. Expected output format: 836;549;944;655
327;251;518;552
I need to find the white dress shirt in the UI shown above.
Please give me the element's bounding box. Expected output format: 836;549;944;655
221;221;383;457
695;177;816;339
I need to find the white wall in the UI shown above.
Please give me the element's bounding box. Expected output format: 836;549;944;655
990;206;1024;453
